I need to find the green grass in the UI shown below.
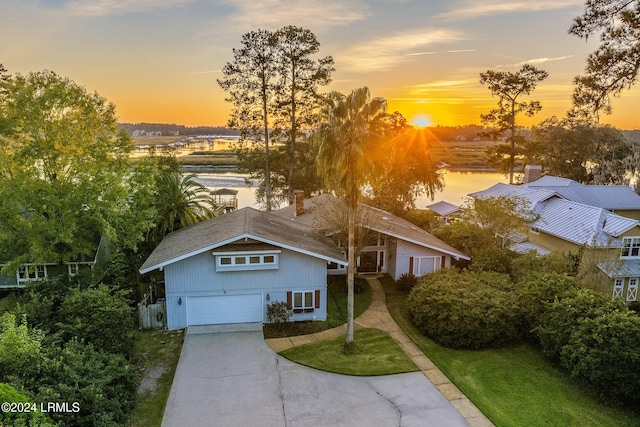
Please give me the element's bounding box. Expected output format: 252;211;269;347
279;328;418;376
379;275;640;427
263;276;372;338
128;329;184;427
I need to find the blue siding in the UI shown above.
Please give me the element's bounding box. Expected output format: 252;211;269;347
163;248;328;329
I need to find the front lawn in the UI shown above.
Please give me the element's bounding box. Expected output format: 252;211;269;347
128;329;184;427
379;275;640;427
279;328;418;376
264;275;371;338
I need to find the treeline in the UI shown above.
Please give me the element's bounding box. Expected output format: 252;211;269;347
118;122;240;136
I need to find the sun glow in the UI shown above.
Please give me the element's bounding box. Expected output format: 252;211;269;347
410;114;433;128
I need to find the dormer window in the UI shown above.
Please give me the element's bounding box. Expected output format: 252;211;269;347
215;250;280;271
621;237;640;259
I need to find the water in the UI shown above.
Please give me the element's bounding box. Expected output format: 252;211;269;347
194;170;508;211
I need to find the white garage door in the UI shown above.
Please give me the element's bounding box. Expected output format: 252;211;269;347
187;294;262;326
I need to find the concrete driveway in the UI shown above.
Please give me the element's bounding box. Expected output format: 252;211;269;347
162;329;470;427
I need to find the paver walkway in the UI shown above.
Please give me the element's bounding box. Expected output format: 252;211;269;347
266;276;495;427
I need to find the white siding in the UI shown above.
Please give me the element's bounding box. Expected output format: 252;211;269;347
393;239;448;280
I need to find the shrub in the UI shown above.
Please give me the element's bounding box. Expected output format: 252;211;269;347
434;221;516;273
57;284;135;357
534;288;619;361
23;275;80;333
0;383;56;427
266;301;291;330
37;339;138;427
510;251;582;281
560;310;640;405
396;273;417;294
0;313;45;381
516;272;579;335
407;269;520;349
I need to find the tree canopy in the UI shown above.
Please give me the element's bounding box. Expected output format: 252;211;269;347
218;27;333;209
315;87;386;348
527;117;636;184
570;0;640;120
480;65;548;184
0;70;155;269
272;26;334;203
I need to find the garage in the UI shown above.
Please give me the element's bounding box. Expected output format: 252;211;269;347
187;294;263;326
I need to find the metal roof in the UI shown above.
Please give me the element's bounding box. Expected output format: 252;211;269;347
468;183;559;208
509;241;552;256
531;198;638;247
426;201;460;216
272;194;470;261
139;207;347;273
211;188;238;196
523;176;640;210
598;259;640;278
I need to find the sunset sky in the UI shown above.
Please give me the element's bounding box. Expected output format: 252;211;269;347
2;0;640;129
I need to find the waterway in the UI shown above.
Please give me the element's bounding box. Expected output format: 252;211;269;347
194;170;509;211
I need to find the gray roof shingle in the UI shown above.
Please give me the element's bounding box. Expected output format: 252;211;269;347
272;194;470;260
140;207;347;273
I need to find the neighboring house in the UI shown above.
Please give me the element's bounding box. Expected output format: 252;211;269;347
0;235;110;288
271;193;470;280
426;201;460;224
139;207;347;330
469;173;640;301
521;175;640;220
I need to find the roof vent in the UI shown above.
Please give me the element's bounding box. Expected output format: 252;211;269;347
382;216;389;220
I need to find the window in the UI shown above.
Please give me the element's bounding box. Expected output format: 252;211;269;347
414;257;441;276
627;278;638;302
327;261;346;270
621;237;640;258
68;263;79;277
215;251;280;271
293;291;314;313
613;278;625;299
17;265;47;284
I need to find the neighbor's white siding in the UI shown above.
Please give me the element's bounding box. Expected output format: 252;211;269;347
392;239;449;280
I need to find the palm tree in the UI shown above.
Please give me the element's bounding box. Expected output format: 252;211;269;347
315;87;387;350
154;171;215;240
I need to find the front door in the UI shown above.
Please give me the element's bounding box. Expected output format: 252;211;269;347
359;251;378;273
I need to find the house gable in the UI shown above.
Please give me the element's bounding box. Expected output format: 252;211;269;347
139;207;347;274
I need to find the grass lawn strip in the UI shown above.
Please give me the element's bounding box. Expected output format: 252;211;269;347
128;329;185;427
279;328;418;376
378;275;640;427
264;276;372;338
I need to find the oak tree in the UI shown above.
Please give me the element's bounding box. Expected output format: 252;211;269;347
0;70;155;270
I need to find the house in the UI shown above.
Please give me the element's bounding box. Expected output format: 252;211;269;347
139;207;347;330
271;193;470;280
521;175;640;220
139;194;469;329
469;173;640;302
0;235;110;288
426;201;461;224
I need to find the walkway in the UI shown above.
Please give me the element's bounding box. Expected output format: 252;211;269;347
266;276;494;427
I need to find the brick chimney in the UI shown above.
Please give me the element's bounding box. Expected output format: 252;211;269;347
524;165;542;184
294;190;305;217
